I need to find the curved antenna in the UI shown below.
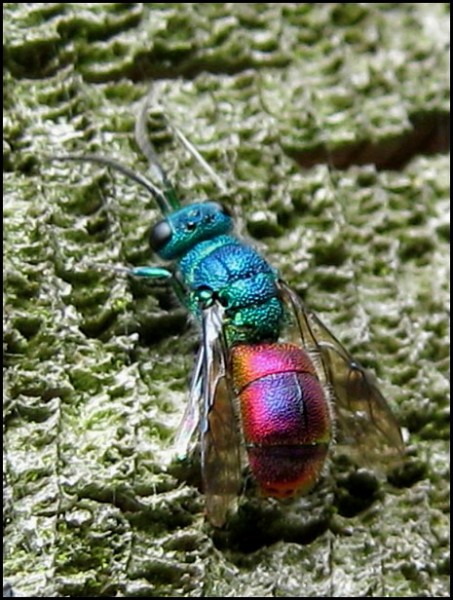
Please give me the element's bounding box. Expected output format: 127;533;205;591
137;92;227;199
165;118;228;195
46;153;173;215
135;95;180;211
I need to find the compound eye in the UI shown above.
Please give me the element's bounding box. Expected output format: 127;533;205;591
149;220;172;253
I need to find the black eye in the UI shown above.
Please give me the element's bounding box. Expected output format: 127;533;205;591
149;220;172;252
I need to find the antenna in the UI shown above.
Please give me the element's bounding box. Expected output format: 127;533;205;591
165;117;228;195
46;153;173;215
135;94;180;211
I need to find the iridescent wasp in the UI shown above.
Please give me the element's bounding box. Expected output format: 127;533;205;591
50;93;404;527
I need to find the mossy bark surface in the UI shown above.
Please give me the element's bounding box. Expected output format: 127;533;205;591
4;4;449;597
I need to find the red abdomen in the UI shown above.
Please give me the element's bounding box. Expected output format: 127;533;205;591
231;343;332;497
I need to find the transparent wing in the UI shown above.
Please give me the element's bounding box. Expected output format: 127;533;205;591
173;347;204;460
173;304;242;526
199;304;242;527
278;281;404;468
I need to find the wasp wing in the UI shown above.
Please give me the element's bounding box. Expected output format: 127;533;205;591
173;304;242;526
173;347;204;460
198;303;242;527
278;281;404;468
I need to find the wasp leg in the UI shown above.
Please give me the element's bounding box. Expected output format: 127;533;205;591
129;266;187;305
130;266;173;279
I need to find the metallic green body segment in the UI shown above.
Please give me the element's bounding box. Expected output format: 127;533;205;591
177;239;284;345
224;296;284;344
156;202;234;260
146;203;285;345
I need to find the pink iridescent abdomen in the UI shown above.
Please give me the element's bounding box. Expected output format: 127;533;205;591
231;343;332;497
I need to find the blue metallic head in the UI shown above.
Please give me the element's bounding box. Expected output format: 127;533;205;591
149;202;233;260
